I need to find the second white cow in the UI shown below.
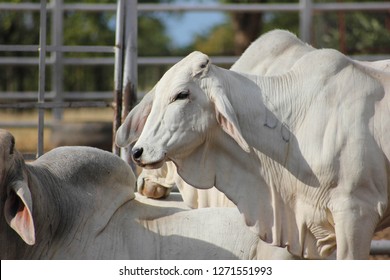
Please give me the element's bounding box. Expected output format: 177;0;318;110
116;48;390;259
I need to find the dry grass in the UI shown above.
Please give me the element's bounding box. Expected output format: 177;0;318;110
1;108;114;153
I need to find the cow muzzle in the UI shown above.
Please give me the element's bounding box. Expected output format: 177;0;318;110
131;146;166;169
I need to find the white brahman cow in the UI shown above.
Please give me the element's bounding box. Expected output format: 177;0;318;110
136;29;315;206
115;46;390;259
135;30;390;206
0;129;295;259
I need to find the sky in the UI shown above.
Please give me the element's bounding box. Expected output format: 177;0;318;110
161;12;226;47
158;0;227;47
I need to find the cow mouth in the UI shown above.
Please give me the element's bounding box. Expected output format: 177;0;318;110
137;159;166;169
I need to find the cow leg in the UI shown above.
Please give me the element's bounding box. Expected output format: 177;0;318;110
332;203;379;259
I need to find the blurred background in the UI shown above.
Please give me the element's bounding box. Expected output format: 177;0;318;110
0;0;389;156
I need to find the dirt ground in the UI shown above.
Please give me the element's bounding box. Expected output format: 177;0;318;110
1;108;113;153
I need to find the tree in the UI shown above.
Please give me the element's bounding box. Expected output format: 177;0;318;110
192;0;299;57
138;14;173;90
313;0;390;55
193;23;235;55
0;0;41;92
221;0;264;55
190;0;389;57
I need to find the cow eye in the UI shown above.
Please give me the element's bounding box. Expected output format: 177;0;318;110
174;90;190;101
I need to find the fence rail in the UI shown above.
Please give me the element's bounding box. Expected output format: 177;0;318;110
2;2;389;11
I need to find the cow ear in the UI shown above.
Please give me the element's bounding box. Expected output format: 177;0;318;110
115;88;155;147
212;92;250;153
4;181;35;245
192;52;210;78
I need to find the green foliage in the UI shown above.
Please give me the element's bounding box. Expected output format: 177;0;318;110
0;0;174;93
314;11;390;54
138;15;173;90
0;1;41;92
62;1;116;92
193;23;235;55
188;0;389;56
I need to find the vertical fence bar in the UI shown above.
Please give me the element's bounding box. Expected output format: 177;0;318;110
37;0;47;157
299;0;312;43
52;0;64;122
122;0;138;118
121;0;138;164
113;0;125;155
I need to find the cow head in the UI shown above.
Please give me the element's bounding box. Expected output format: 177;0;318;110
115;51;249;178
0;129;35;245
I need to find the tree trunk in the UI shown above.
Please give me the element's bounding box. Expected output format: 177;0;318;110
229;0;263;55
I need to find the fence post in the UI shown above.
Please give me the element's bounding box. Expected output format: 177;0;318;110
120;0;138;165
122;0;138;118
113;0;125;156
299;0;312;43
37;0;48;157
52;0;64;122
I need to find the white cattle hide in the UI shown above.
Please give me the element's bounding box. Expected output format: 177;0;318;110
138;162;235;208
116;45;390;259
230;29;315;75
0;129;295;260
359;59;390;72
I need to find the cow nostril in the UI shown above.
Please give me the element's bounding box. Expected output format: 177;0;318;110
132;147;143;160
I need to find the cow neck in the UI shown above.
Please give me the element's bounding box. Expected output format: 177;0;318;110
219;69;319;187
207;70;322;257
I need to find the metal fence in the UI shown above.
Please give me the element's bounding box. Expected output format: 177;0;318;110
1;1;389;154
0;0;390;254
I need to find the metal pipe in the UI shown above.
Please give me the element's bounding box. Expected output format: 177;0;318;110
52;0;64;121
314;2;390;12
1;54;389;67
0;57;114;65
300;0;313;43
138;3;300;12
113;0;125;156
370;240;390;255
0;101;111;109
1;2;389;12
37;0;47;158
120;0;138;165
139;2;390;12
0;45;114;53
0;91;113;100
122;0;138;118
